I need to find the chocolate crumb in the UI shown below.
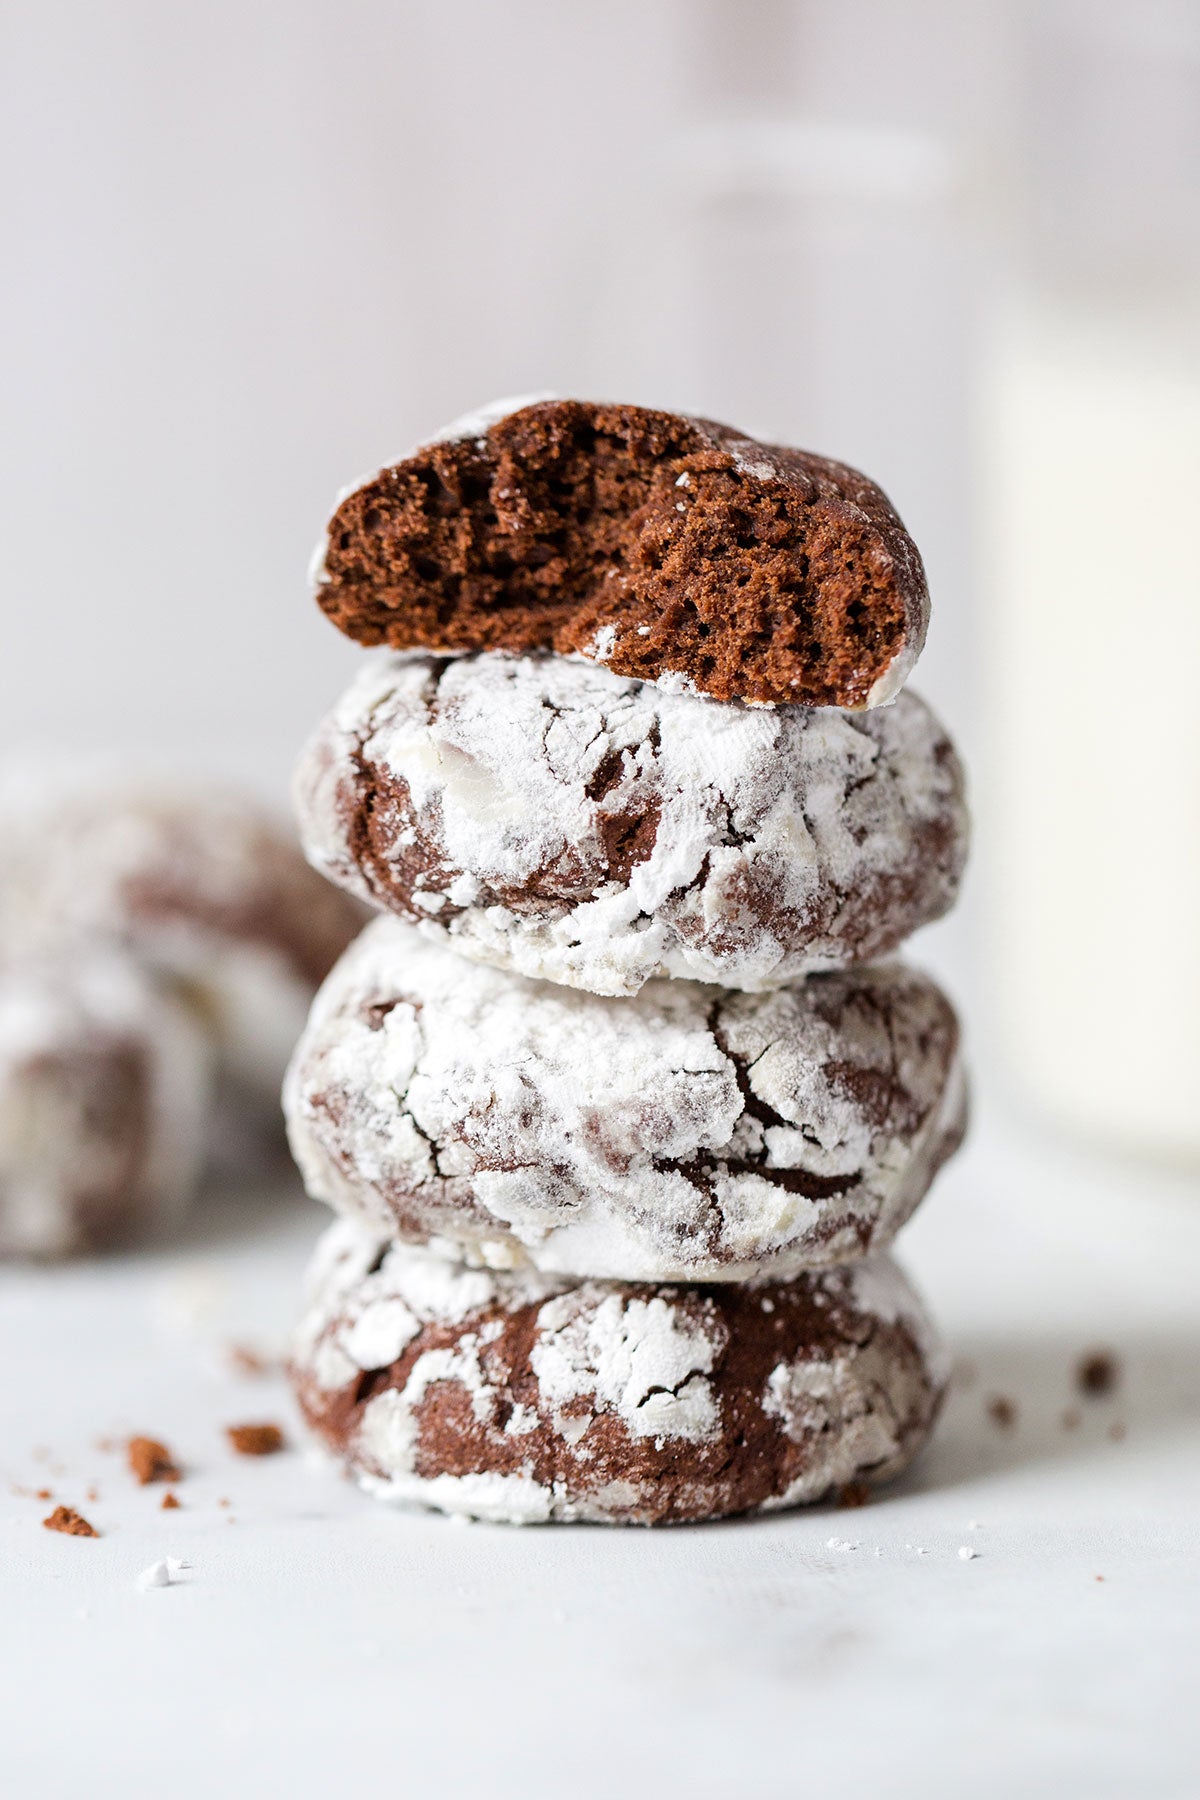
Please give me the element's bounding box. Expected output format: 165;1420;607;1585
227;1342;272;1377
217;1496;231;1508
161;1491;181;1510
1077;1349;1120;1398
1061;1408;1081;1431
226;1423;286;1456
837;1481;871;1509
35;1487;52;1501
986;1395;1017;1430
43;1505;98;1538
127;1436;181;1486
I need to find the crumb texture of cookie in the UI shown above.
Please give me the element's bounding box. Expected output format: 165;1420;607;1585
291;1220;945;1525
296;652;967;996
284;919;965;1282
0;761;367;1097
311;398;929;709
0;950;211;1259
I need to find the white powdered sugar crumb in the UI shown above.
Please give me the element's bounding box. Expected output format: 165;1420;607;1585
826;1536;859;1552
136;1557;190;1591
958;1545;979;1561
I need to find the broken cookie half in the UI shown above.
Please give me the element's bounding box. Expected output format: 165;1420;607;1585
311;397;929;709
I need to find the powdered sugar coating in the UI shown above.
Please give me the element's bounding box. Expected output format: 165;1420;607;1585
0;760;365;1098
284;918;965;1282
0;949;211;1257
294;652;967;997
292;1219;945;1524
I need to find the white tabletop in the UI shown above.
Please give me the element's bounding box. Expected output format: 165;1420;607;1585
3;1100;1198;1800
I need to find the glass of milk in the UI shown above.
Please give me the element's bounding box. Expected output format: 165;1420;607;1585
984;0;1200;1161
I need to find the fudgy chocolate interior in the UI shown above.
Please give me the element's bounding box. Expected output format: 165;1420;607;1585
318;401;915;707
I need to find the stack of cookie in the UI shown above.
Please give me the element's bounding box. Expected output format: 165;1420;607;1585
284;399;969;1525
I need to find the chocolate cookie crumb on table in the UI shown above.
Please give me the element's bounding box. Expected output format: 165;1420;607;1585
43;1505;98;1537
127;1436;181;1485
312;397;929;709
226;1423;286;1456
226;1342;273;1377
1076;1349;1120;1397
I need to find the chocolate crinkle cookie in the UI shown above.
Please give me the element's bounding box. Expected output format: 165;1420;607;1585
292;1219;947;1525
0;950;211;1258
295;651;968;997
284;919;965;1283
310;396;929;709
0;761;367;1101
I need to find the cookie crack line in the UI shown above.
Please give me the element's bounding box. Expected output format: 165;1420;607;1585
284;919;964;1283
311;398;929;709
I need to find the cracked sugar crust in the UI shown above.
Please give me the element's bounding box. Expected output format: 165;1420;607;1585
283;918;966;1283
0;948;211;1258
295;651;968;997
291;1219;946;1525
0;760;367;1099
311;397;929;709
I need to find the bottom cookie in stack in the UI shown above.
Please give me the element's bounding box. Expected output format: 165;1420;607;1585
291;1218;947;1526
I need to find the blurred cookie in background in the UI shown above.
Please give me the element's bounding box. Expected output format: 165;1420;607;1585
0;948;211;1258
0;761;367;1106
0;760;367;1254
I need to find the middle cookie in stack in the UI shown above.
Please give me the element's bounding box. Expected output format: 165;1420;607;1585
285;397;969;1525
